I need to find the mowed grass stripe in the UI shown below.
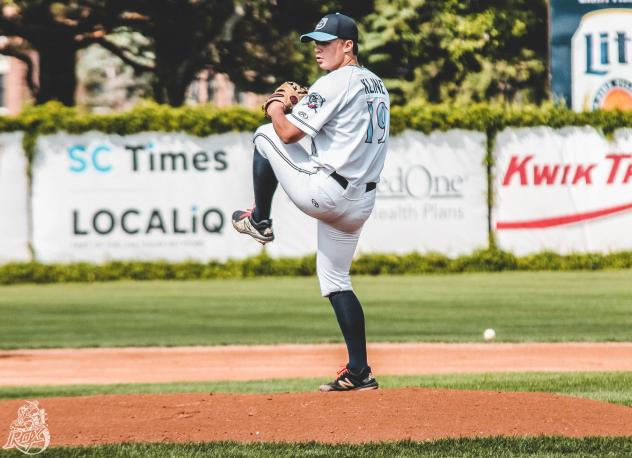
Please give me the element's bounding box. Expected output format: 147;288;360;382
1;271;632;349
2;372;632;407
2;437;632;458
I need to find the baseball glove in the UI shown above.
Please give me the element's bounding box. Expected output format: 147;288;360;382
262;81;309;118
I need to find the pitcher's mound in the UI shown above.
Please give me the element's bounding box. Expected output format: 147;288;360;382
1;388;631;446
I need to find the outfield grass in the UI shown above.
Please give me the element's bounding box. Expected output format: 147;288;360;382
2;372;632;407
2;437;632;458
1;271;632;349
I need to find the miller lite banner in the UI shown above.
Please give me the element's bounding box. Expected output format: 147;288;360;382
493;127;632;255
551;0;632;111
358;130;488;257
0;132;30;262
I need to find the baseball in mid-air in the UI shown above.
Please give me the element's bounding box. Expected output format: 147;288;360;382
483;328;496;341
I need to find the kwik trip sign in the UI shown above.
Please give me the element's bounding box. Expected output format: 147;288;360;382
493;127;632;255
551;0;632;111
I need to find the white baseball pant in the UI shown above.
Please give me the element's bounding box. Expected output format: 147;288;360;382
253;123;376;296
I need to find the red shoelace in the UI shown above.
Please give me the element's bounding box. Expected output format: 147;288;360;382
336;366;350;377
240;204;256;219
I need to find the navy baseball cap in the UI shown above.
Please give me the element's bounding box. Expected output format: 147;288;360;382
300;13;358;43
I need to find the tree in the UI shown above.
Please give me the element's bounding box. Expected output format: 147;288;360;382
362;0;548;105
103;0;240;106
215;1;376;93
0;0;375;107
76;40;152;111
0;0;128;105
111;0;375;106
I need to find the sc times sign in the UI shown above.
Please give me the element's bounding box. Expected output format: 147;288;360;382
550;0;632;111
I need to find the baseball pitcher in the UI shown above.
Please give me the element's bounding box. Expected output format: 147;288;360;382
232;12;390;391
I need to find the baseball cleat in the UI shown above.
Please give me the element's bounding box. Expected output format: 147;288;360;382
319;366;379;392
231;208;274;245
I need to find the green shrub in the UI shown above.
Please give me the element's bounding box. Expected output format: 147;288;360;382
1;251;630;285
449;248;518;272
3;100;631;144
390;102;632;136
603;252;632;269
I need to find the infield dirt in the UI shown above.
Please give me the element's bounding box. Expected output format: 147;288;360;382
2;342;632;386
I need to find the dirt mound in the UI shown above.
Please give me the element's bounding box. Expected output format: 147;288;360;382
2;342;632;386
1;388;631;446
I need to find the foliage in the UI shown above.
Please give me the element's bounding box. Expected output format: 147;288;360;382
2;250;632;284
16;100;264;134
0;1;375;106
0;1;556;108
76;42;153;112
362;0;548;106
0;0;132;105
213;1;375;94
108;0;242;106
389;102;632;136
6;101;632;139
119;0;375;105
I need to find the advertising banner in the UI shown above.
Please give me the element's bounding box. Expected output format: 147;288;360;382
31;130;489;263
358;130;489;257
0;132;30;262
550;0;632;111
493;127;632;255
31;132;267;263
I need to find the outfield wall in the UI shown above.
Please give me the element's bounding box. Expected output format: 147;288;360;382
1;116;632;262
0;132;29;262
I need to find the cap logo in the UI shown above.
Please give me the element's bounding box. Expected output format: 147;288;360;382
315;18;328;30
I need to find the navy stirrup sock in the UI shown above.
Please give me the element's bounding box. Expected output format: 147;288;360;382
251;148;278;223
328;290;368;375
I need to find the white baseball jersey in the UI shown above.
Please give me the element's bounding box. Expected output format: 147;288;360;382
287;65;390;185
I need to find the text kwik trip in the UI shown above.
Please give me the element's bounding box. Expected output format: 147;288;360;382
502;154;632;186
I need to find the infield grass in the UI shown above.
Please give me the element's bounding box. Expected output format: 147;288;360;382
2;437;632;458
1;271;632;349
2;372;632;407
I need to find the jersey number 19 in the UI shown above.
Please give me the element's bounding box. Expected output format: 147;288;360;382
365;100;389;144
